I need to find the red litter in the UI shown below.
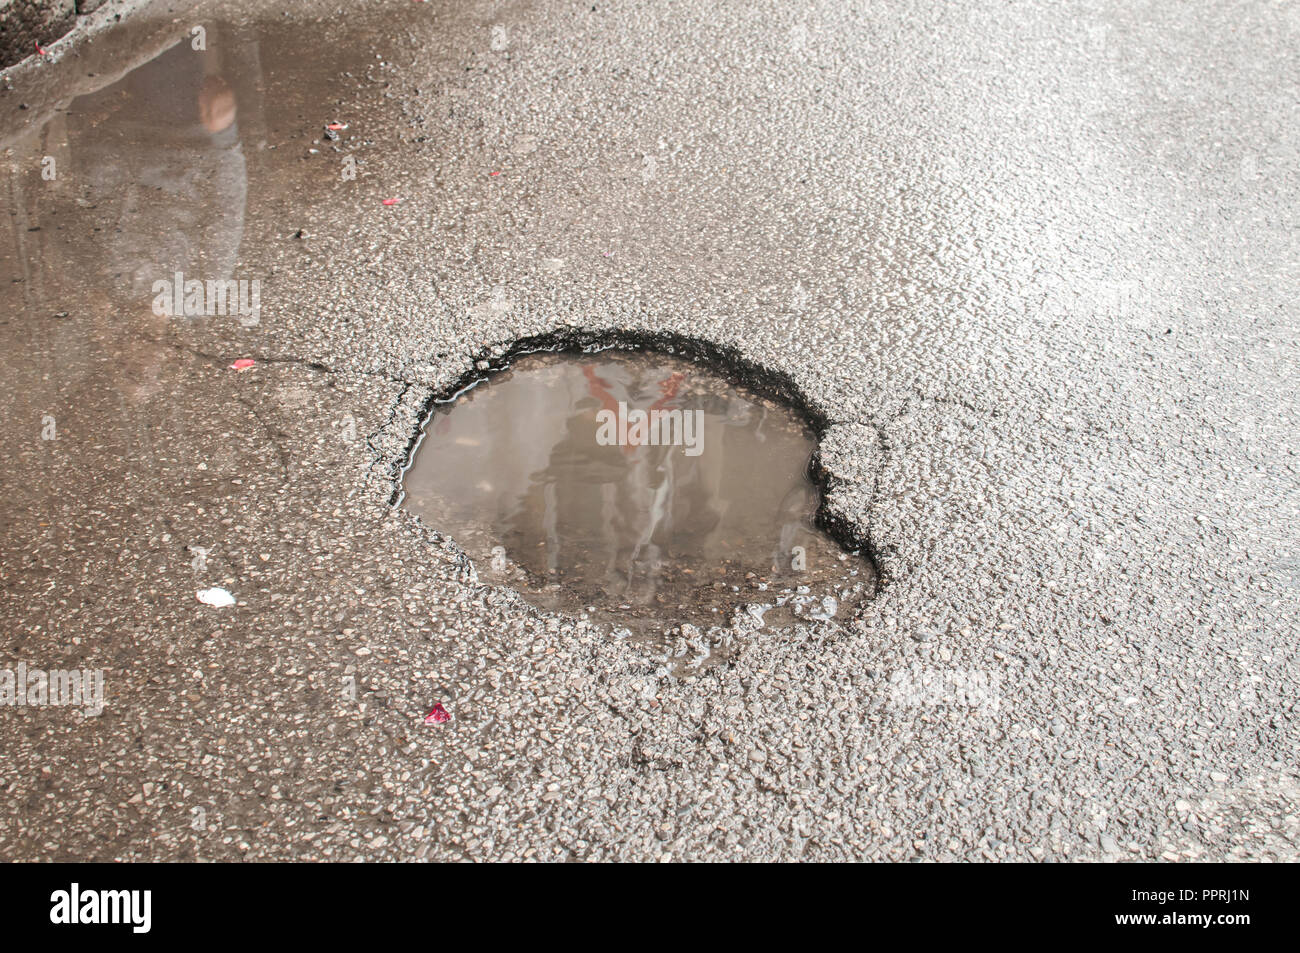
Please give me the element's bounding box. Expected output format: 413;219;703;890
326;122;348;131
230;358;256;371
424;702;451;725
489;171;501;176
36;41;49;56
382;197;400;206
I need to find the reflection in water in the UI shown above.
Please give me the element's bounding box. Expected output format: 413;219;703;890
70;36;248;317
0;18;290;569
3;21;257;311
1;21;257;410
402;351;870;632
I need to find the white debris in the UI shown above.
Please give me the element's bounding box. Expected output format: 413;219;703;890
808;596;839;621
196;587;236;608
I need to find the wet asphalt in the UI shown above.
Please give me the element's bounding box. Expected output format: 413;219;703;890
0;0;1296;860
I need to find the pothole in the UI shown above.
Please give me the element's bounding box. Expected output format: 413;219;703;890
400;346;874;639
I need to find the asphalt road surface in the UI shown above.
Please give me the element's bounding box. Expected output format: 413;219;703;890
0;0;1295;860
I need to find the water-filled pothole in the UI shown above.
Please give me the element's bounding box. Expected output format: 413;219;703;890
401;348;873;636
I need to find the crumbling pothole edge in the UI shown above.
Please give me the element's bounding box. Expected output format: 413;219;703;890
381;326;884;591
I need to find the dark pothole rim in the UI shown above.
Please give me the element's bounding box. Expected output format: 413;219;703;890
384;326;883;590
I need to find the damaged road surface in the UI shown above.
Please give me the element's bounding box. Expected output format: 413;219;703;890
401;347;873;638
0;0;1296;862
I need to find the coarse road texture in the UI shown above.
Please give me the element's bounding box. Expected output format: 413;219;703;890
0;0;1296;860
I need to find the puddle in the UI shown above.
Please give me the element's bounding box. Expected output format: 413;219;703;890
0;8;429;515
0;8;875;644
402;349;873;636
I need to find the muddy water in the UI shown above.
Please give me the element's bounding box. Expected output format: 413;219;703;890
402;350;871;634
0;9;424;538
1;6;873;640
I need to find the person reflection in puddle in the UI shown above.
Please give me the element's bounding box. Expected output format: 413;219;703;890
513;362;722;604
70;28;249;402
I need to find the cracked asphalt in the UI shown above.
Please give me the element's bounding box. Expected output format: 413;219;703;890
0;0;1296;861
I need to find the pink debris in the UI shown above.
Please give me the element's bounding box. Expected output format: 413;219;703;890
35;41;49;56
382;197;401;206
489;171;501;177
229;358;256;371
326;122;348;131
423;702;451;725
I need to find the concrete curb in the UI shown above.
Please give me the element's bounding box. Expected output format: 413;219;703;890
1;0;139;69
